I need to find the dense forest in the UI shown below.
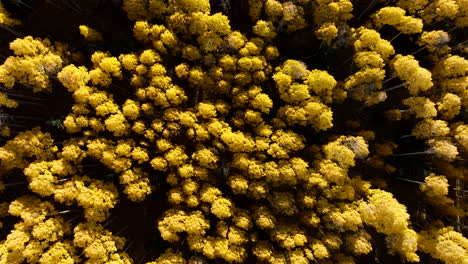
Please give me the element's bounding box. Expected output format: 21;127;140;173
0;0;467;263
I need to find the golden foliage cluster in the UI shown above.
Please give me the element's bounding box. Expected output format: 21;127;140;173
0;0;466;263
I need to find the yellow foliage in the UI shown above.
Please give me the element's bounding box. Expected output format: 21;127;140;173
0;36;64;92
0;2;20;26
418;223;468;264
373;7;423;34
79;25;103;42
392;55;433;95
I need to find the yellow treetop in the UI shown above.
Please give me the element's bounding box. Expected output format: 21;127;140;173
267;129;305;159
220;129;256;153
279;59;309;80
211;197;233;219
353;27;395;60
286;249;309;264
73;222;127;263
253;20;277;39
3;197;79;264
305;69;337;103
359;189;412;234
391;55;433;95
39;241;80;264
252;240;275;261
139;49;162;64
323;136;369;169
24;159;75;197
417;30;451;54
454;124;468;151
420;173;449;197
158;209;210;242
122;99;140;120
237;56;266;72
54;176;119;222
277;1;308;33
0;127;57;171
454;0;468;28
0;36;65;92
315;22;339;45
373;7;423;34
170;0;210;13
200;185;222;203
8;196;56;227
345;230;373;255
89;52;122;87
402;97;437;119
310;239;330;260
264;0;283;21
105;113;130;137
225;31;247;51
427;138;459;161
120;168;152;202
312;0;353;27
344;67;387;106
437;93;461;120
32;217;70;242
119;53;139;71
0;92;18;108
164;146;189;167
420;0;460;24
317;159;347;185
251;92;274;113
192;147;219;168
277;99;334;130
63;113;87;133
411;119;450;139
0;2;21;26
232;209;253;230
269;222;307;249
339;136;370;159
1;227;30;263
386;229;420;263
396;0;429;14
433;55;468;96
122;0;168;21
268;191;298;216
268;158;308;186
86;138;133;173
57;64;90;92
88;68;112;87
254;206;276;229
79;25;104;42
323;203;363;232
358;189;419;262
354;51;385;69
147;248;186;264
418;222;468;264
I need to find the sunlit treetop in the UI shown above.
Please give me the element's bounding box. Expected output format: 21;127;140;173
417;30;451;54
418;221;468;264
391;55;433;95
79;25;104;42
0;1;20;26
0;36;67;92
373;6;423;34
353;27;395;60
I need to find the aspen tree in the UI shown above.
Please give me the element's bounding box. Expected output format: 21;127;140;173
390;55;433;95
0;2;21;26
0;36;65;92
373;7;423;34
79;25;103;42
418;222;468;264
